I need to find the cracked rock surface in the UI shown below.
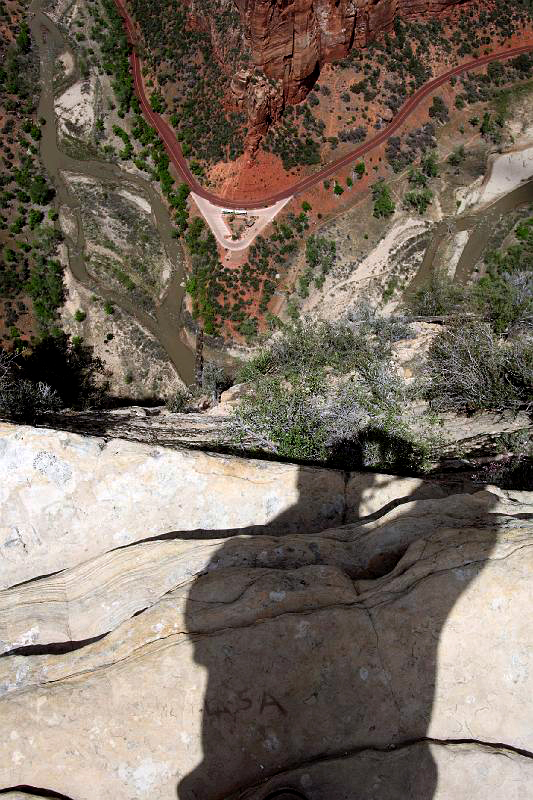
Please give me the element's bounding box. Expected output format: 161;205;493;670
0;422;532;799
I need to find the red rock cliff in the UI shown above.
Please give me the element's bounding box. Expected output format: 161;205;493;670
233;0;466;103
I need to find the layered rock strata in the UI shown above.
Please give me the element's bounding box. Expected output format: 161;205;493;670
1;421;532;799
232;0;467;104
0;421;455;589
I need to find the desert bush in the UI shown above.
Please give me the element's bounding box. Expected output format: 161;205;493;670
426;322;533;412
232;312;435;470
2;334;109;413
448;145;465;166
421;151;439;178
323;375;437;472
407;218;532;331
473;219;533;334
472;270;533;335
0;349;62;421
0;377;62;421
405;273;466;316
428;95;449;123
372;180;395;218
201;361;230;401
231;375;329;460
404;188;433;214
238;307;412;383
166;387;192;413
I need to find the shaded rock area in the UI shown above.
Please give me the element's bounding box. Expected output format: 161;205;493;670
26;402;533;471
0;421;532;799
230;69;284;149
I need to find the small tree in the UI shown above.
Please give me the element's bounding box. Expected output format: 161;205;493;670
448;145;465;166
201;361;229;402
372;180;395;218
404;188;433;215
421;151;439;178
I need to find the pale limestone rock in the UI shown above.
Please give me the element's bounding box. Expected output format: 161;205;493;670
2;488;528;653
345;470;449;518
0;422;347;589
0;422;459;590
1;422;531;799
241;742;533;799
206;382;254;415
0;482;531;797
0;795;45;799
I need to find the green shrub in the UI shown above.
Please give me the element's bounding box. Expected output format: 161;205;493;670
448;145;465;166
404;188;433;214
428;95;449;123
421;151;439;178
232;313;435;470
408;168;428;187
28;208;44;229
405;273;466;316
372;180;395;218
201;361;229;400
426;322;533;412
149;91;165;113
166;387;192;412
0;335;108;419
472;271;533;335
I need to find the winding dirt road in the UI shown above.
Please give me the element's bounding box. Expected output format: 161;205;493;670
114;0;532;211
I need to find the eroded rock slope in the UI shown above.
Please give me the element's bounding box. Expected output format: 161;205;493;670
0;421;532;799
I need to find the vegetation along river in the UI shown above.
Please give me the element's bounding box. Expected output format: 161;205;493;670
28;0;533;378
29;0;196;384
410;177;533;292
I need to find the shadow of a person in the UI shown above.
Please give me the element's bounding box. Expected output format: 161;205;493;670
177;462;502;800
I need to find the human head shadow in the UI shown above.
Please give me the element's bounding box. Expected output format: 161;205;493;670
176;458;503;800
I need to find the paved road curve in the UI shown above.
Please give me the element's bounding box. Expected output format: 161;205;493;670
114;0;532;211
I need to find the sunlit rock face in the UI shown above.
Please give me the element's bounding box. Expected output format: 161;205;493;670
233;0;356;103
0;421;532;799
232;0;465;103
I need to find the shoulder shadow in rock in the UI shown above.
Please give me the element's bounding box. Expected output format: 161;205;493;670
176;466;504;799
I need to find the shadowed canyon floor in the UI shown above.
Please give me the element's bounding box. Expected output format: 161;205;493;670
0;423;532;799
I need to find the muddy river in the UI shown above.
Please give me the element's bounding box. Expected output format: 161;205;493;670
29;0;196;384
410;177;533;292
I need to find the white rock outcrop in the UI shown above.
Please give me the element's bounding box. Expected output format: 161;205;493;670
0;422;532;799
0;422;452;589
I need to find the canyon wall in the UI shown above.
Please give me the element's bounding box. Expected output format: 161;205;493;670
233;0;467;103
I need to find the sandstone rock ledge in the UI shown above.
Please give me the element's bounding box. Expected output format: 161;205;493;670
0;421;532;799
